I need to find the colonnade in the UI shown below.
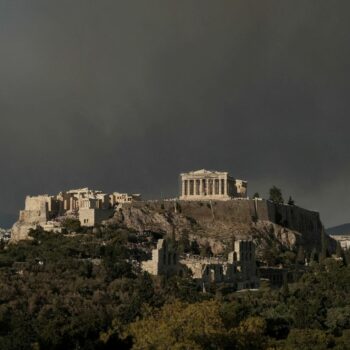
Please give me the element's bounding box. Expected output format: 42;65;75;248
181;177;228;197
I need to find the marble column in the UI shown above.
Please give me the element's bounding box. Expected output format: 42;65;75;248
224;177;228;196
200;178;203;196
182;180;185;197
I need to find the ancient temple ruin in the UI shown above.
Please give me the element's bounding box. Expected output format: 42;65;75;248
11;188;141;241
179;169;247;201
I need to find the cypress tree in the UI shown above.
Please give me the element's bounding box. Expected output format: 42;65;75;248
320;228;328;263
310;248;318;264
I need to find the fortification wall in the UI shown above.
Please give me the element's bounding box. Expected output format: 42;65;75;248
19;210;48;224
113;199;327;252
25;196;50;211
130;199;321;235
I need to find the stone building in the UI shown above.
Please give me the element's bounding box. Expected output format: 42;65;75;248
142;239;180;277
109;192;142;207
179;169;247;201
79;208;114;227
181;240;259;290
12;188;140;238
57;188;110;213
24;195;60;220
330;235;350;250
230;240;258;288
142;238;259;291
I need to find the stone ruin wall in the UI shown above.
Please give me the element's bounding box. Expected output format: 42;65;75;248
130;199;322;234
120;199;325;251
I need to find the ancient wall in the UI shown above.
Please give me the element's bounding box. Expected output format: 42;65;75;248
128;199;321;236
111;199;328;252
79;208;114;227
142;239;180;276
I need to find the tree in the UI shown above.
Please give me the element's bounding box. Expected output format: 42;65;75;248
126;300;232;349
287;196;295;206
178;230;191;254
200;242;213;257
190;240;200;255
234;317;267;350
281;276;290;300
62;218;81;233
252;192;260;199
296;246;305;265
269;186;284;204
336;241;343;258
310;248;318;264
320;228;328;263
282;329;335;350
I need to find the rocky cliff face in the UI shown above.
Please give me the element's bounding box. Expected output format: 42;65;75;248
107;199;332;256
11;209;47;243
11;197;334;257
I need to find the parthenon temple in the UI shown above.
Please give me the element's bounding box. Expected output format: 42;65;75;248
179;169;247;200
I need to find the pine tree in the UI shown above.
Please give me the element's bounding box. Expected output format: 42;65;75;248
288;196;295;206
269;186;284;204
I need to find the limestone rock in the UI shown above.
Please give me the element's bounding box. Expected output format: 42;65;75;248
107;199;332;256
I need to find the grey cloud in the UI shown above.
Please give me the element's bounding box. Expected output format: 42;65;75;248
1;0;350;227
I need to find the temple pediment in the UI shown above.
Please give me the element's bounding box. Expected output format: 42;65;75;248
188;169;225;175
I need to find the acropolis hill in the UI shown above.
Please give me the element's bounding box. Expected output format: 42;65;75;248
10;169;334;255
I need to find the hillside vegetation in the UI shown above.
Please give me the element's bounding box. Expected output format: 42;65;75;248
0;227;349;349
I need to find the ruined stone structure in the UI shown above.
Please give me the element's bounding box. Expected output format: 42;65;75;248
11;188;140;241
142;239;180;277
79;208;114;227
330;235;350;250
142;238;259;291
259;266;287;287
109;192;141;206
57;188;110;213
179;169;247;201
181;240;259;290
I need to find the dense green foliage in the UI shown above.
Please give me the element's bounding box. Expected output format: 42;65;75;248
269;186;284;204
1;229;350;349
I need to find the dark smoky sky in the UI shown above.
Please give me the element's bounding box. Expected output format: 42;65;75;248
1;1;350;228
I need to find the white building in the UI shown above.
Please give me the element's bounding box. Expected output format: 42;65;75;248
330;235;350;250
179;169;247;201
109;192;141;206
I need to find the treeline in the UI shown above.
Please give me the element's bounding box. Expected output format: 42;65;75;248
0;228;350;349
